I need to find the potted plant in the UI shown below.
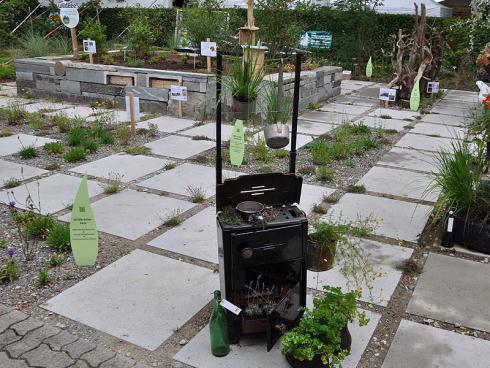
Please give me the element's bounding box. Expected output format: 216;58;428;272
281;286;369;368
426;139;490;253
306;221;340;272
229;55;264;121
262;82;292;149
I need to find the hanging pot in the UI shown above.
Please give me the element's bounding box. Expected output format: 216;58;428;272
306;237;335;272
233;98;255;121
264;123;290;149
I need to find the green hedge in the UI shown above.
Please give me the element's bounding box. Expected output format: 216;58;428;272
0;0;40;47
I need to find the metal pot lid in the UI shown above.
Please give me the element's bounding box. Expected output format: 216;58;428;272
236;201;265;215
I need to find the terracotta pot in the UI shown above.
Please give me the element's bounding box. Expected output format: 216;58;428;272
264;123;290;149
306;238;335;272
233;98;255;121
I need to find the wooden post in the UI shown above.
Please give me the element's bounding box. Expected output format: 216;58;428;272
89;53;94;64
178;82;183;118
129;93;136;139
70;28;79;60
206;38;212;73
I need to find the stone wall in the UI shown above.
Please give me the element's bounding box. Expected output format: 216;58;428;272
15;57;341;120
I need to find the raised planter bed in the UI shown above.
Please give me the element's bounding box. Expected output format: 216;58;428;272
15;56;342;119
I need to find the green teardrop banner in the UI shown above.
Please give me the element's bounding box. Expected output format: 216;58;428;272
229;119;245;166
366;57;373;78
410;78;421;111
70;176;98;266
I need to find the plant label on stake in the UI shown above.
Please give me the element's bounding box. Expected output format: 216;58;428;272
201;41;217;57
170;85;188;101
427;81;440;94
366;57;373;78
410;78;421;111
70;176;98;266
229;119;245;166
83;39;96;54
125;95;140;122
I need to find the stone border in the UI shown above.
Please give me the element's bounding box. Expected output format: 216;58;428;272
15;56;342;119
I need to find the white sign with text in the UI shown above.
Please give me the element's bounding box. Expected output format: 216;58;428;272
379;88;397;102
427;81;440;94
125;95;140;122
83;40;97;54
170;85;188;101
201;41;217;57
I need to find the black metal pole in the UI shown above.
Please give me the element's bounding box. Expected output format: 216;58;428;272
289;51;301;174
216;51;223;186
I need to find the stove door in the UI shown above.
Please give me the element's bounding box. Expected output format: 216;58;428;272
266;283;302;351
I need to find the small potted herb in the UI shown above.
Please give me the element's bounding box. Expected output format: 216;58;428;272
306;221;339;272
281;286;368;368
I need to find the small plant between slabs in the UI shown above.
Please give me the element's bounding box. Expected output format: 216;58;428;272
49;253;64;268
307;102;318;110
316;166;334;183
37;267;50;287
3;177;21;189
124;146;151;155
103;173;124;194
45;162;60;171
347;184;366;193
323;194;339;204
275;149;289;159
312;203;327;214
64;147;86;162
186;186;206;203
192;135;212;141
398;258;422;276
298;165;315;175
43;142;64;154
18;145;38;159
164;162;176;170
163;209;182;227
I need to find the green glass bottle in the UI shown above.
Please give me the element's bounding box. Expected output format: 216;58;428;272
209;290;230;357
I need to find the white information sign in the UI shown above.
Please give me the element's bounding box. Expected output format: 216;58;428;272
379;88;397;102
83;40;97;54
220;299;242;315
427;81;440;94
170;85;188;101
201;41;217;57
125;96;141;122
58;1;79;29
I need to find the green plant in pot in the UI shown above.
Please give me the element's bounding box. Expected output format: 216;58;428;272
426;139;490;253
282;286;368;368
228;55;265;121
262;80;292;149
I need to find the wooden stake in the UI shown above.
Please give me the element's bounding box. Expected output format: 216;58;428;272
129;93;136;139
206;38;212;73
178;81;183;118
70;28;79;60
88;53;94;64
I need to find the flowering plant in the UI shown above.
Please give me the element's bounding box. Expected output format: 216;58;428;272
482;95;490;110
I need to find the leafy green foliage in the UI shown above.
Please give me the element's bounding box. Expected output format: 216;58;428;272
3;177;20;189
251;137;273;163
43;142;64;155
46;223;71;252
127;16;155;57
316;166;334;183
64;147;86;162
25;215;56;240
228;56;265;102
310;139;331;165
49;253;64;268
79;19;107;53
347;184;366;193
124;146;151;155
18;146;38;159
0;259;20;283
67;127;88;146
37;267;50;286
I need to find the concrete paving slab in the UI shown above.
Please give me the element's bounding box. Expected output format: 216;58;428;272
59;189;195;240
70;153;170;183
308;238;413;306
369;108;420;121
331;95;378;107
434;100;478;110
0;133;58;156
251;131;313;151
357;166;438;202
443;90;479;103
407;253;490;333
174;308;380;368
180;123;234;141
288;120;337;136
354;116;408;132
22;102;73;114
136;116;196;133
138;163;240;198
144;135;214;159
299;110;356;125
298;183;335;214
420;113;466;127
0;97;31;108
410;122;466;139
430;106;470;117
148;206;218;263
0;88;17;97
341;80;376;88
326;193;432;242
377;147;440;173
395;133;454;153
0;174;103;215
382;319;490;368
86;110;144;124
45;106;97;120
351;85;383;99
0;160;48;188
319;103;371;115
42;249;219;350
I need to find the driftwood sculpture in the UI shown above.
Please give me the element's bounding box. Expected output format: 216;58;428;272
382;3;444;100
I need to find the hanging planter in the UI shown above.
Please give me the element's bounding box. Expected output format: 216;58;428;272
306;236;335;272
264;123;290;149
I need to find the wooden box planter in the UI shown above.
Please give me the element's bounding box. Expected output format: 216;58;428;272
15;56;342;119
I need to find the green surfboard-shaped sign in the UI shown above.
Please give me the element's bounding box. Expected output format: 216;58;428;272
366;57;373;78
410;78;421;111
229;119;245;166
70;176;98;266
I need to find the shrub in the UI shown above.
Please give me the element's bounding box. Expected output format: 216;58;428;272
64;147;86;162
18;146;38;159
127;16;155;57
43;142;64;154
26;215;56;239
310;139;331;165
46;223;70;252
79;19;107;53
67;127;88;146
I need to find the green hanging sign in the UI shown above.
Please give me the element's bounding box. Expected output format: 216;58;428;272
229;119;245;166
410;78;421;111
366;57;373;78
70;176;98;266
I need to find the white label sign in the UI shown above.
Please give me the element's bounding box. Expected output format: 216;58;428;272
427;81;440;94
201;41;217;57
170;85;188;101
447;217;454;232
220;299;242;315
58;1;79;29
379;87;397;102
125;95;140;122
83;40;97;54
